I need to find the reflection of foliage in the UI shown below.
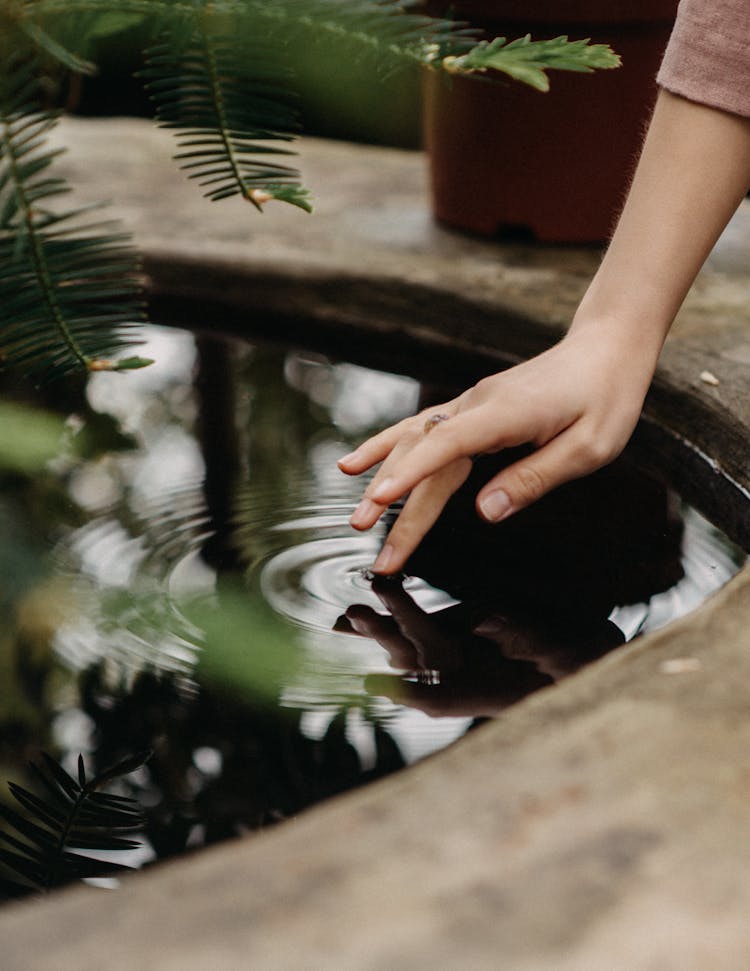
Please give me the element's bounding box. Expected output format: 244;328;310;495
0;750;148;900
79;666;404;863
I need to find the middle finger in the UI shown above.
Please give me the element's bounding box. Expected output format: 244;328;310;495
372;455;472;575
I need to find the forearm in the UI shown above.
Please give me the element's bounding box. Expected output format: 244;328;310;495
571;89;750;361
343;88;750;570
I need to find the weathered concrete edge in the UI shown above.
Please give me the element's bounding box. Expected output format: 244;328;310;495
3;559;750;971
144;247;750;543
2;233;750;968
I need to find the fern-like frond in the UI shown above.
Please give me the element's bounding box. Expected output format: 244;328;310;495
237;0;479;74
0;60;152;379
143;12;312;212
445;34;621;92
17;18;98;74
0;750;149;897
16;6;149;75
22;0;478;70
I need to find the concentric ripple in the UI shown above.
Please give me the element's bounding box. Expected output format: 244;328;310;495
52;480;213;678
235;471;458;633
242;479;744;644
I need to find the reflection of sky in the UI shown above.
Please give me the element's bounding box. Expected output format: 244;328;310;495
55;327;211;677
609;507;744;639
86;328;199;433
54;327;472;766
284;354;421;436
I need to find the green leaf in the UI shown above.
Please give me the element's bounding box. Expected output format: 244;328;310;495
84;11;147;40
92;750;151;788
108;356;154;371
0;61;148;380
448;34;621;93
0;401;64;473
191;584;304;709
142;18;309;209
18;20;97;76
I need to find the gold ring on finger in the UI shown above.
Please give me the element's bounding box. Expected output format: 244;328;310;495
423;412;450;435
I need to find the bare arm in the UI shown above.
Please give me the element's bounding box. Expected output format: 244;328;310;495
339;90;750;575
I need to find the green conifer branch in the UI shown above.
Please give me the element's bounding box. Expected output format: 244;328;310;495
445;34;621;93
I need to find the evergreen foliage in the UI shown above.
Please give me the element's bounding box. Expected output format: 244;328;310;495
0;750;149;899
449;34;622;93
0;0;620;381
0;58;150;378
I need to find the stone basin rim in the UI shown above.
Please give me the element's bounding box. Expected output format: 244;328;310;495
3;160;750;967
146;248;750;552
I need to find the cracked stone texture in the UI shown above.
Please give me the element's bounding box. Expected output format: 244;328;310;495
2;117;750;969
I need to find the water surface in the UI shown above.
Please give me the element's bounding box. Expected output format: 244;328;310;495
0;324;744;886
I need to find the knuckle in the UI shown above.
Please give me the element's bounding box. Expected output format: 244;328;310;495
508;463;547;505
573;431;618;469
427;422;462;456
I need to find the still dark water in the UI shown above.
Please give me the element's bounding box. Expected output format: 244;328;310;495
0;325;745;887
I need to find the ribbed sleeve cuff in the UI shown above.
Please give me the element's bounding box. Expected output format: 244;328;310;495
657;0;750;119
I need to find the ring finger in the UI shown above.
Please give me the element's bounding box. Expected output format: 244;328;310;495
348;433;420;530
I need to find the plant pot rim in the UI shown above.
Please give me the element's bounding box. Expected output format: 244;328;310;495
423;1;678;25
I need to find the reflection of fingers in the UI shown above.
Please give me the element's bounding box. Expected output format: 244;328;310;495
364;675;507;719
345;605;399;641
344;605;398;637
371;582;441;664
476;427;611;523
372;458;472;574
346;607;418;669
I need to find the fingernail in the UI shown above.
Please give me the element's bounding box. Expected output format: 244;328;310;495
479;489;513;523
338;451;358;467
370;477;395;502
350;499;378;528
373;543;396;574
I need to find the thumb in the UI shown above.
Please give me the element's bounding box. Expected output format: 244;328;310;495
476;429;613;522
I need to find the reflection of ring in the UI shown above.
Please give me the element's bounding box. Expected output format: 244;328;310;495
423;412;450;435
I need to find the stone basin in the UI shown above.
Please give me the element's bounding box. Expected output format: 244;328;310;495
2;117;750;969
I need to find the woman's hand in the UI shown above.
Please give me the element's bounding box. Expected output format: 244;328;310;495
338;325;658;574
339;90;750;575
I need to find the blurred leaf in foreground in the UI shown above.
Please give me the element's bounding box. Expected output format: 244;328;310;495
0;400;63;474
191;585;304;711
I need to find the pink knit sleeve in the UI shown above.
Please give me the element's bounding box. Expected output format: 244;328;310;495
657;0;750;118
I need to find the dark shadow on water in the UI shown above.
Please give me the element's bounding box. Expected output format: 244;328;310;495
337;452;683;719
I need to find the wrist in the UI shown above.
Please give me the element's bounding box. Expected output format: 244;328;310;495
566;307;666;364
562;312;663;404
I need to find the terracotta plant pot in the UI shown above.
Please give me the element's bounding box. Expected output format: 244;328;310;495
423;1;679;242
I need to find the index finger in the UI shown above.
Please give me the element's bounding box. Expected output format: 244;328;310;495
364;410;493;506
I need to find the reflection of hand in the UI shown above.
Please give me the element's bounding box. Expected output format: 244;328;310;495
338;579;551;718
338;329;654;575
